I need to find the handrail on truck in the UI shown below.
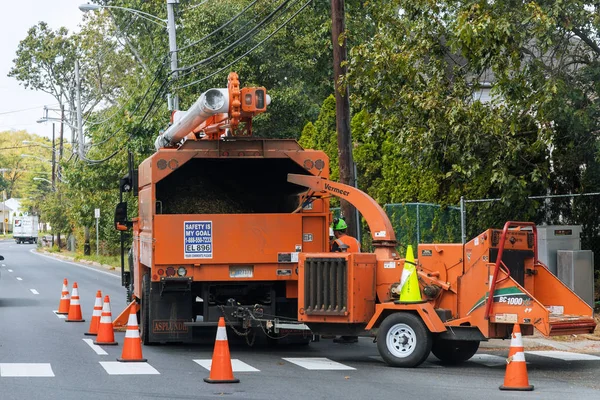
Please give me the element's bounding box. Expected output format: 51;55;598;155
484;221;538;320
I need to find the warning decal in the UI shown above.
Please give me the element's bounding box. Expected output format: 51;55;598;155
184;221;212;259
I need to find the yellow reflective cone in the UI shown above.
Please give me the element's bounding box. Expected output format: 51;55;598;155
399;245;423;303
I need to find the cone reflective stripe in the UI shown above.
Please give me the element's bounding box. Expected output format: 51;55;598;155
204;317;239;384
65;282;85;322
85;291;103;336
399;245;423;303
500;324;534;391
117;304;146;362
57;278;70;314
93;295;118;345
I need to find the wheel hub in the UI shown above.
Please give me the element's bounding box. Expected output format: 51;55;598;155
386;323;417;358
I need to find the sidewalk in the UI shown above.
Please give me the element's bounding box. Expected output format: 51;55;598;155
481;335;600;352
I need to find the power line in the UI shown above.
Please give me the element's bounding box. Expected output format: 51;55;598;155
177;0;260;53
177;4;265;68
82;64;171;164
187;0;211;11
85;55;170;152
0;104;59;116
177;0;292;73
175;0;311;90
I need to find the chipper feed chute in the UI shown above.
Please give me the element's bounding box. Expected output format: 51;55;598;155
449;222;596;339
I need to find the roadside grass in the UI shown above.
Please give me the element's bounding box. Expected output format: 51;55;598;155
73;253;120;270
40;247;120;270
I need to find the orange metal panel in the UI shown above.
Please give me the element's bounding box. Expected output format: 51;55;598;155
364;302;447;333
153;214;303;265
417;243;463;315
186;264;296;281
301;216;327;253
286;281;298;298
298;252;377;324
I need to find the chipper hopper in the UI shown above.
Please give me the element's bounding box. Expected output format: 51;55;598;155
288;175;596;367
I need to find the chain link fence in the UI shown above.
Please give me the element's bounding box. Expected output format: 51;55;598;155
332;203;461;254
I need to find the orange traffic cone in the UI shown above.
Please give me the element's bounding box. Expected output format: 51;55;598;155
93;295;118;346
84;290;103;336
57;278;70;315
499;324;534;391
65;282;85;322
117;304;146;362
204;317;239;384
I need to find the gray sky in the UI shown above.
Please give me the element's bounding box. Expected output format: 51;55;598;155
0;0;85;140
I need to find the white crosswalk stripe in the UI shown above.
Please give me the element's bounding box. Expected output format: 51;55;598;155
53;310;66;319
0;363;54;377
83;339;108;355
100;361;160;375
526;351;600;361
194;359;260;372
283;357;356;370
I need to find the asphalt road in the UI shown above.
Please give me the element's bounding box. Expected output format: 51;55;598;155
1;240;600;400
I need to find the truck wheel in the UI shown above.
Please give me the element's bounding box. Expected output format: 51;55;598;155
140;274;152;345
431;339;480;364
376;313;432;367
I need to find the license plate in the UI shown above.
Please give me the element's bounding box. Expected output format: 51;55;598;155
229;266;253;278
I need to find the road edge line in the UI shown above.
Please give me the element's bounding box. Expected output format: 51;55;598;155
30;249;120;279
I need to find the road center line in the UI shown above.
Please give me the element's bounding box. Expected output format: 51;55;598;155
30;249;120;279
7;269;13;272
82;339;108;355
30;289;39;295
16;277;23;281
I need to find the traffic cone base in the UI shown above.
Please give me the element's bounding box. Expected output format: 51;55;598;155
94;295;118;346
57;278;70;315
204;317;239;384
94;339;118;345
85;290;103;336
66;282;85;322
399;245;423;303
117;304;146;362
499;324;534;391
204;377;240;384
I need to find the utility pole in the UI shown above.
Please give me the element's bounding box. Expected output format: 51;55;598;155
75;60;84;159
331;0;358;239
166;0;179;110
51;123;56;190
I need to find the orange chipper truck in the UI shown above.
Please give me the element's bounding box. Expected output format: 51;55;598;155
115;73;595;367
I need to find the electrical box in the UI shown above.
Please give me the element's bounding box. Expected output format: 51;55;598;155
557;250;594;308
537;225;582;275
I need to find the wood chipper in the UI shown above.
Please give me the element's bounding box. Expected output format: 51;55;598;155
115;72;595;367
287;174;596;367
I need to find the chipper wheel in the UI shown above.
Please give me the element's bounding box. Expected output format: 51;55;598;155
376;313;432;367
431;339;480;365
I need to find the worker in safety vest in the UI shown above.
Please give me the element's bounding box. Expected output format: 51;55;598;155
330;217;360;253
330;217;360;344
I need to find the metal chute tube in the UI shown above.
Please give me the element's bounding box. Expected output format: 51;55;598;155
154;88;229;149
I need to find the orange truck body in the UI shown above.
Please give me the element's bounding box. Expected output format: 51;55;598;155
129;138;332;342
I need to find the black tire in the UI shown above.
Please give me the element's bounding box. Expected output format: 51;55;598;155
376;313;432;368
140;274;152;345
431;339;480;365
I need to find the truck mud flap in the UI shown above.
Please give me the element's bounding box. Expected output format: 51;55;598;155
148;280;193;343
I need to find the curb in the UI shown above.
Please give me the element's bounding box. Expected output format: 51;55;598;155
35;249;118;272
